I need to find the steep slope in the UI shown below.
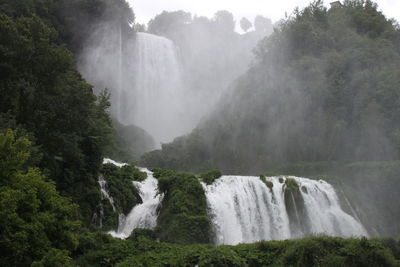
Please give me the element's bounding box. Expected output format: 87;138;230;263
142;1;400;174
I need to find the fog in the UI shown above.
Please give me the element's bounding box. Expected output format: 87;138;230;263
78;9;272;146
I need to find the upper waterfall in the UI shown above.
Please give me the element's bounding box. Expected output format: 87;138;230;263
126;32;188;144
80;30;196;145
203;175;368;245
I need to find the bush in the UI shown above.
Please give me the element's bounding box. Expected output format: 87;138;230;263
200;170;222;185
77;236;400;266
154;169;212;244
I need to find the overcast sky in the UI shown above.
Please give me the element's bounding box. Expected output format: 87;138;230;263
128;0;400;29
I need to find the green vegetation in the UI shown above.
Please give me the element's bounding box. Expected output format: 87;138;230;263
259;174;273;189
73;232;400;267
0;1;117;224
200;169;222;185
285;178;300;192
283;177;308;236
0;130;80;266
0;0;139;264
153;169;211;244
94;164;146;230
101;164;146;214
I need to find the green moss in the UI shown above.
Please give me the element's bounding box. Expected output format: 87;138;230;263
127;229;157;242
284;178;299;192
153;169;212;244
260;175;273;189
200;170;222;185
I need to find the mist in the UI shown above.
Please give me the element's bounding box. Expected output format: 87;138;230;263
78;8;272;150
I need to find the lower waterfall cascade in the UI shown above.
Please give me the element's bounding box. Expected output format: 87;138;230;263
109;168;163;239
203;175;368;245
102;159;367;244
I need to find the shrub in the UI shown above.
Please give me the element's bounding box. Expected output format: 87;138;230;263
200;170;222;185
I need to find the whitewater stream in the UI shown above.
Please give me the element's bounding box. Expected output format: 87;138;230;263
109;167;164;239
102;160;367;244
203;175;368;245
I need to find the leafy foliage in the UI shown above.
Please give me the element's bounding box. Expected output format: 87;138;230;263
152;169;211;244
199;169;222;185
75;233;400;267
260;175;273;189
94;163;146;230
0;130;80;266
0;0;139;224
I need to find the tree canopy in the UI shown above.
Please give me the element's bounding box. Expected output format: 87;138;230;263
0;130;80;266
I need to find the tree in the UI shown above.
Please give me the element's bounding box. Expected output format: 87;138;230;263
148;10;191;36
0;130;80;266
0;13;112;223
134;23;146;32
254;15;273;35
213;10;235;32
240;17;252;32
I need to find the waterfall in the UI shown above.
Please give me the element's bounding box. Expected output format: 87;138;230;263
96;175;116;228
109;168;163;239
125;32;189;144
80;30;195;145
98;175;116;212
101;158;367;243
103;158;127;167
203;175;368;245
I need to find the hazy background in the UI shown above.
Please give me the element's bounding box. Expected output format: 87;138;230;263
129;0;400;32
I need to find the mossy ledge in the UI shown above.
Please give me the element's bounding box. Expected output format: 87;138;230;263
97;164;146;230
260;175;274;189
152;169;212;244
199;170;222;185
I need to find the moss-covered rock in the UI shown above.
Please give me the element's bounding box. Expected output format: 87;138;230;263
284;178;299;192
153;169;212;244
200;170;222;185
97;164;147;230
260;175;273;190
283;177;309;238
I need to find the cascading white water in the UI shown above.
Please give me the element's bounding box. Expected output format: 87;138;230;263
97;175;116;229
98;175;116;212
103;158;127;167
203;175;368;245
80;30;196;145
125;32;190;144
109;168;163;239
101;158;367;243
